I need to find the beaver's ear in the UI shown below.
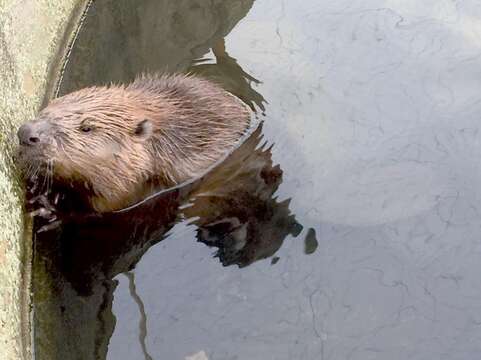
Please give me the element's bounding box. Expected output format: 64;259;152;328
134;119;153;140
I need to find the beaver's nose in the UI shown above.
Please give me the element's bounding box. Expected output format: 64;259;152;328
17;121;50;146
17;123;40;146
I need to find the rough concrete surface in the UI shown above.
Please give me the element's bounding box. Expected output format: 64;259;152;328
0;1;85;359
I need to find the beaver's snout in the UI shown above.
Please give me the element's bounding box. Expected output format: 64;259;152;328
17;120;52;147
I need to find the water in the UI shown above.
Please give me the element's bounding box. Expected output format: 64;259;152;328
34;0;481;359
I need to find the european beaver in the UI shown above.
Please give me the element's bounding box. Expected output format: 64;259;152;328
17;73;251;212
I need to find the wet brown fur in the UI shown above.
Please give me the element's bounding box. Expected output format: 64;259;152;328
20;73;250;212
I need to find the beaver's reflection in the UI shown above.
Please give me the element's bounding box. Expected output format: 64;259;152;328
33;124;301;359
186;126;301;267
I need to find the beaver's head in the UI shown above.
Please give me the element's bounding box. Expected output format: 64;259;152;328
17;87;156;212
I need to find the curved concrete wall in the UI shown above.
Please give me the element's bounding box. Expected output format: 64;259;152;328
0;1;86;359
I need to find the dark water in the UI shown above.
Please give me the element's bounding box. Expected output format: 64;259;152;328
33;0;481;359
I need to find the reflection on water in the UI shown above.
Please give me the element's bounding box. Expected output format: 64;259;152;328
123;272;152;360
34;122;300;359
57;0;256;96
188;39;266;113
34;0;481;359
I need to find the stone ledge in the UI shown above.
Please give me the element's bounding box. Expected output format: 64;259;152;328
0;1;87;359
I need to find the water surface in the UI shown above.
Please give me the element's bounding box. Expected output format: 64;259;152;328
34;0;481;359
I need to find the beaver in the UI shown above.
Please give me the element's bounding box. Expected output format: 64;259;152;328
17;73;251;212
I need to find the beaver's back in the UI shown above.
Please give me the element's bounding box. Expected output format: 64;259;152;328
128;74;252;185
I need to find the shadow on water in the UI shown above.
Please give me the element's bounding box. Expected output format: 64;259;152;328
33;0;302;359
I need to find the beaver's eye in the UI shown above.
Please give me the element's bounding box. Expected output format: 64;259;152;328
79;125;93;133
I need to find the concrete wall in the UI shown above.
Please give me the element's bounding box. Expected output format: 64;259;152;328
0;1;86;359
